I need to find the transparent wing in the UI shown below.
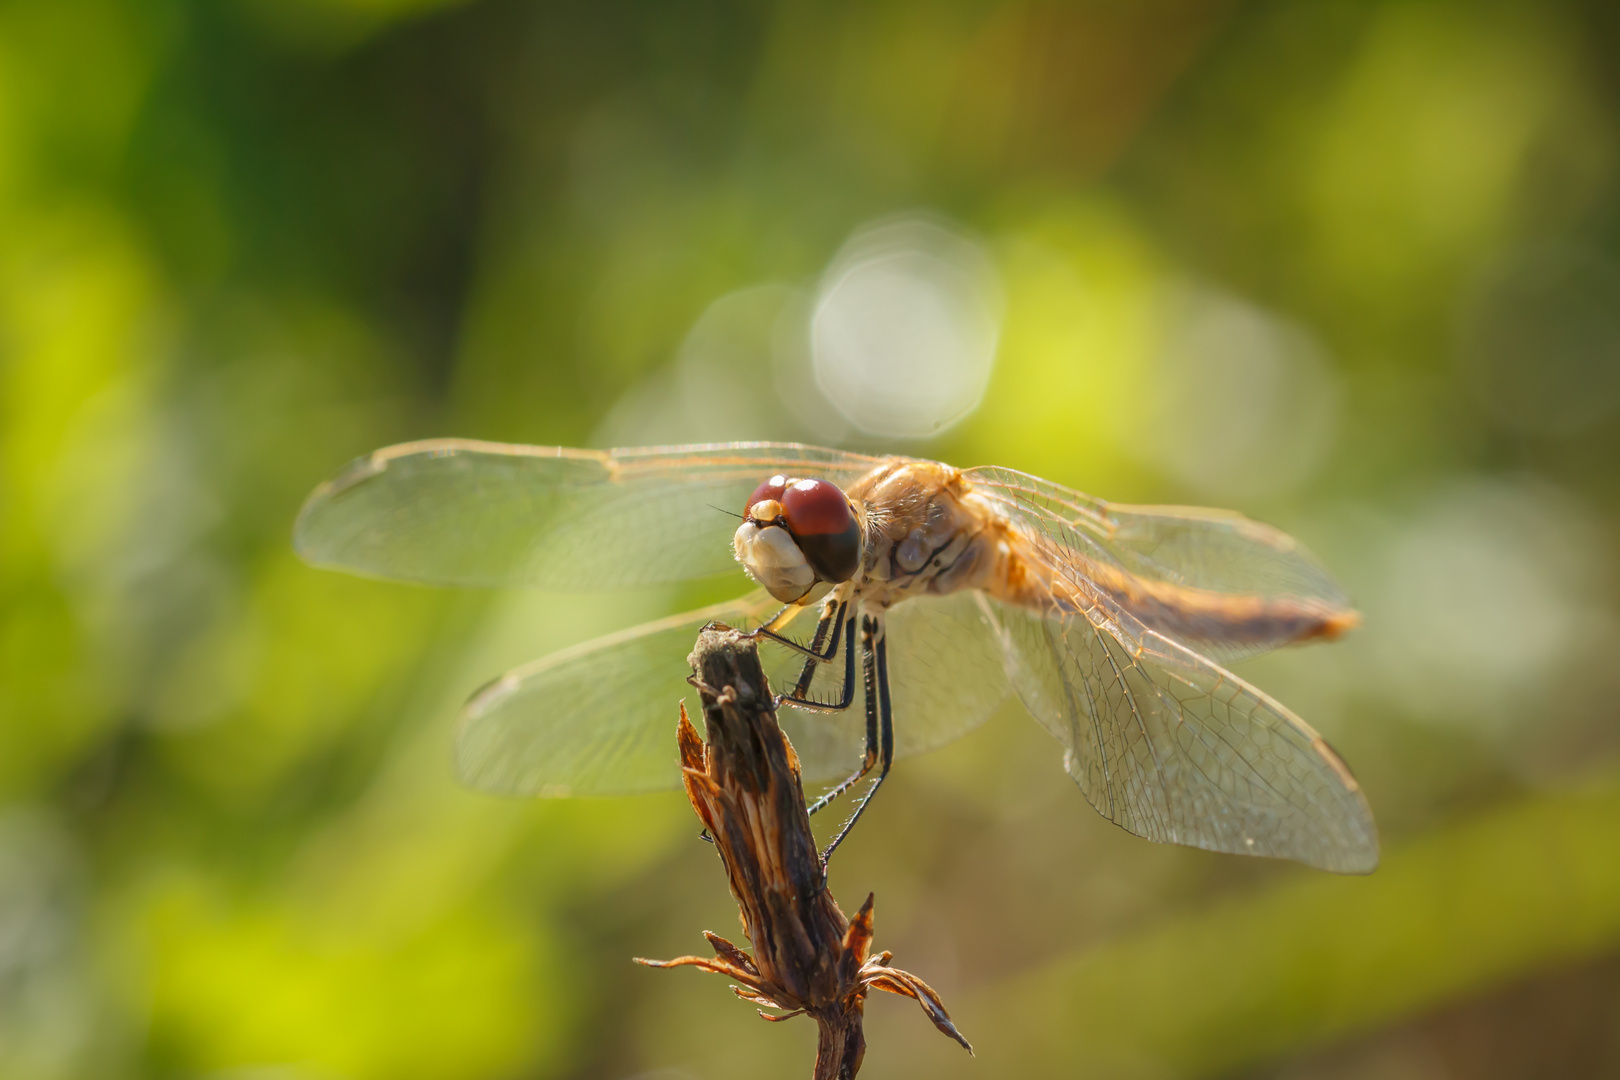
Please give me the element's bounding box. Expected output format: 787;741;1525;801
455;590;785;796
454;589;1011;797
784;591;1012;785
295;440;883;589
964;466;1357;663
989;591;1378;873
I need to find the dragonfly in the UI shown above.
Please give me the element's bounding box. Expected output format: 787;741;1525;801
294;439;1378;873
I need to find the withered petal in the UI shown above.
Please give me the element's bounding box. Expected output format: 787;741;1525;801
676;702;706;769
860;963;973;1055
731;986;785;1009
704;931;759;977
838;892;877;981
634;954;760;989
757;1009;806;1023
634;954;724;972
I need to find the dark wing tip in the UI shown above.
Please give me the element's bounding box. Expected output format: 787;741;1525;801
1322;608;1362;639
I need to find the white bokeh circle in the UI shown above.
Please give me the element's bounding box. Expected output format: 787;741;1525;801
810;215;1003;438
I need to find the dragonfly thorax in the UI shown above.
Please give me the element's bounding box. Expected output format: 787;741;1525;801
842;460;999;611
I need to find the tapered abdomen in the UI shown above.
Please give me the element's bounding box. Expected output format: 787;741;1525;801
977;521;1358;658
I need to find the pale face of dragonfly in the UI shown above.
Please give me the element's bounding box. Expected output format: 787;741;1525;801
295;440;1378;874
731;474;863;605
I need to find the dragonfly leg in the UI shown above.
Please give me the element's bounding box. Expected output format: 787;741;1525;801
804;621;875;816
817;615;894;864
749;598;846;663
775;613;855;713
788;599;845;695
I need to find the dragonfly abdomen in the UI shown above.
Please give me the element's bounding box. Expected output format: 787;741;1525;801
1098;579;1359;654
974;513;1359;659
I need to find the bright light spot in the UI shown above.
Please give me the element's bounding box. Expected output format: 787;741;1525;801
593;285;802;447
810;214;1003;438
1358;479;1610;732
1149;286;1340;501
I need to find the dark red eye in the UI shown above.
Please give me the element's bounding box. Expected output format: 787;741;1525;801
744;475;789;517
780;479;852;535
781;478;861;583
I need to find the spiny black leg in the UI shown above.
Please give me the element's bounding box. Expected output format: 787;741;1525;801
820;617;893;865
790;599;844;697
804;615;876;816
784;598;851;708
775;614;855;713
749;599;846;663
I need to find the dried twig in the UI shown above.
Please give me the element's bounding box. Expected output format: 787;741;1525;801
636;627;971;1079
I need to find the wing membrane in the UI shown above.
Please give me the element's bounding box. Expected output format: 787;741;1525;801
990;590;1377;873
295;440;882;589
965;466;1356;663
455;589;1011;797
455;591;784;796
787;591;1012;785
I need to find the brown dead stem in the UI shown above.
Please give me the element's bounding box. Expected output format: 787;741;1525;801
635;627;971;1079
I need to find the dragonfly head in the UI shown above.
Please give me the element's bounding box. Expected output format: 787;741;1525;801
734;475;862;603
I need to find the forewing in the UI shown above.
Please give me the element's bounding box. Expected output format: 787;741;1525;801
964;466;1355;663
296;440;882;589
455;591;785;796
990;594;1378;873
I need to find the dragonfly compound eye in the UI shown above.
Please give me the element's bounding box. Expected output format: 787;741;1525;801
781;478;861;583
744;475;790;520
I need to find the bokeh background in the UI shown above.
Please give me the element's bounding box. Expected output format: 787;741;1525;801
4;0;1620;1077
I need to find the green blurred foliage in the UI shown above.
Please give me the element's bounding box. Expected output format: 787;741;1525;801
2;0;1619;1077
